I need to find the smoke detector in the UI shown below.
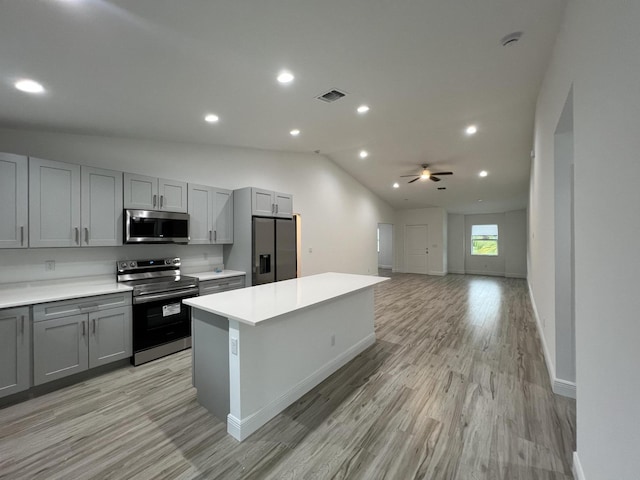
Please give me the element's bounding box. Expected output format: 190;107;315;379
500;31;523;46
316;89;347;103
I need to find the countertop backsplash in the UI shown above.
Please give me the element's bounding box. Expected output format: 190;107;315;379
0;244;224;285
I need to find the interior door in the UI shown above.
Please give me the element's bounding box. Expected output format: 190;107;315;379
405;224;429;274
275;218;296;281
253;217;275;285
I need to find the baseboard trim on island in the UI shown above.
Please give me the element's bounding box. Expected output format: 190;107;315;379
227;333;377;441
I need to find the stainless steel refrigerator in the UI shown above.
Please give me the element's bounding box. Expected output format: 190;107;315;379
252;217;297;285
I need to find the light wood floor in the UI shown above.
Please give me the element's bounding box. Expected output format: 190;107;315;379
0;274;576;480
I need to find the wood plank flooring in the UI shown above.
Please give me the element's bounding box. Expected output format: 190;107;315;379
0;273;575;479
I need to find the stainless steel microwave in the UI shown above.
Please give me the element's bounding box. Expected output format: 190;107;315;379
124;209;189;244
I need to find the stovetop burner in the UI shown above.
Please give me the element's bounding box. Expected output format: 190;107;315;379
116;257;199;296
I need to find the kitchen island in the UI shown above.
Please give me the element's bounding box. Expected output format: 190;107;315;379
183;272;388;441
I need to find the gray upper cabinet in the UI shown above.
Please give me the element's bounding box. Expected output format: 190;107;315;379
251;188;293;219
29;157;81;247
0;307;30;398
188;184;233;244
124;173;187;212
29;158;123;248
123;173;158;210
274;192;293;218
213;188;233;243
81;166;123;246
0;153;28;249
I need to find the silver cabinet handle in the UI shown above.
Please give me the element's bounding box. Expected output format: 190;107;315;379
75;227;80;245
272;203;275;214
209;230;212;242
82;320;86;337
160;195;164;208
20;226;24;246
214;230;217;242
93;318;96;335
276;204;279;214
85;227;89;244
20;315;25;335
153;194;157;207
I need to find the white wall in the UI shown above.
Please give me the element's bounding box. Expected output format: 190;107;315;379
447;214;465;274
377;223;393;269
0;128;395;283
447;210;527;278
530;1;640;478
394;207;446;275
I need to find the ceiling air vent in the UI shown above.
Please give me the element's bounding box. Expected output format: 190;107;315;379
316;89;347;103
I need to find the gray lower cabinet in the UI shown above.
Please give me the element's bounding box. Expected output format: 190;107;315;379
33;294;132;386
0;307;31;398
199;275;245;296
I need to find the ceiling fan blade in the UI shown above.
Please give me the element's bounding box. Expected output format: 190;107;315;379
429;176;442;182
430;172;453;176
400;175;419;178
408;177;420;184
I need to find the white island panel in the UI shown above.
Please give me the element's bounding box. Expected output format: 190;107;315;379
187;272;387;441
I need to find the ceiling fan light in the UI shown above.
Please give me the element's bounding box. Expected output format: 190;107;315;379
420;170;430;180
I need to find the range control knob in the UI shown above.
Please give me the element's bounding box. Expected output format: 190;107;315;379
173;259;179;264
129;261;136;268
119;262;128;269
165;259;171;265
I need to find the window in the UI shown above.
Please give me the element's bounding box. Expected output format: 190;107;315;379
471;224;498;256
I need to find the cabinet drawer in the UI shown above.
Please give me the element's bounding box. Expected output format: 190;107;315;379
199;276;245;296
33;292;132;322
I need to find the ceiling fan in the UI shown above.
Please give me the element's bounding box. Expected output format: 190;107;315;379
401;164;453;183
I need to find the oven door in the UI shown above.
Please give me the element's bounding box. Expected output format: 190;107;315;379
132;289;198;353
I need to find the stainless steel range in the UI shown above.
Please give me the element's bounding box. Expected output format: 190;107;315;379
117;257;199;366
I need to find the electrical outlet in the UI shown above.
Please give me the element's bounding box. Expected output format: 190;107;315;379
308;247;313;253
45;260;55;271
231;338;238;355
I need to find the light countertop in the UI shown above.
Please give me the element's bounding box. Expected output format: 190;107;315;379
0;276;132;310
183;272;388;326
188;270;246;282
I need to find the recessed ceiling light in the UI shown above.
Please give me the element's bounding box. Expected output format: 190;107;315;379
204;113;219;123
479;170;488;177
465;125;478;135
14;79;45;94
290;129;300;136
359;150;368;159
478;199;483;202
393;182;399;189
277;71;295;84
357;105;370;114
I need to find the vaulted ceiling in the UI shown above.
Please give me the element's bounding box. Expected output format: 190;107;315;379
0;0;566;213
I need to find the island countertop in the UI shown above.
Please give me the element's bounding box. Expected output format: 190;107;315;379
183;272;388;326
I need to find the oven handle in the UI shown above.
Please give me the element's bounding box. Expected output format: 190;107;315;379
133;287;199;305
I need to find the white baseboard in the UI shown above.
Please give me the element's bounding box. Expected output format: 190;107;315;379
378;264;392;269
573;451;586;480
465;270;504;277
226;333;377;441
428;271;446;276
506;272;527;279
448;270;466;275
527;280;576;399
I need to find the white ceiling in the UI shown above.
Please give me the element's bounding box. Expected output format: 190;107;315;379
0;0;566;213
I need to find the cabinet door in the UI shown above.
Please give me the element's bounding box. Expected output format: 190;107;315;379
252;188;274;217
274;192;293;218
213;188;233;244
89;307;132;368
81;166;123;246
124;173;158;210
188;184;213;244
29;157;81;247
0;307;30;398
159;178;187;213
33;314;89;385
0;153;28;249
